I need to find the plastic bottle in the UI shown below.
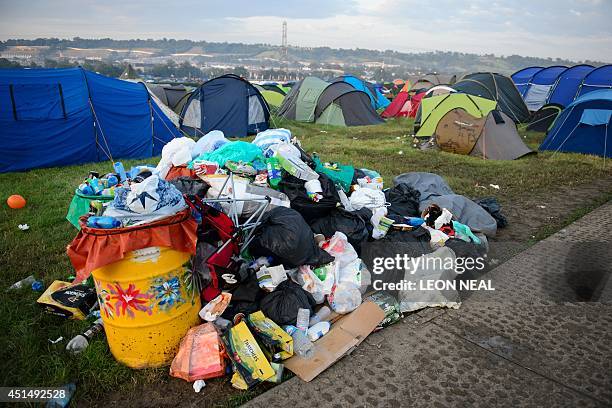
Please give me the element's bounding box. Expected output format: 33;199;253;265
309;305;331;326
307;321;331;342
7;275;35;291
284;325;313;359
113;161;127;181
296;308;310;333
266;157;282;189
66;318;104;354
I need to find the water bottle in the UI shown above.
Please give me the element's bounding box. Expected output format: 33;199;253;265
87;216;121;229
307;321;331;342
284;325;313;359
296;308;310;333
66;318;104;354
113;162;127;181
309;305;331;326
7;275;35;291
266;157;282;189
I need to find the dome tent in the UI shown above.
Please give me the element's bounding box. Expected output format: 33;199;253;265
331;75;390;110
521;66;568;112
147;84;191;113
452;72;530;123
277;76;383;126
576;65;612;98
414;93;498;137
547;64;594;107
511;67;544;96
180;74;270;138
0;67;181;173
540;89;612;158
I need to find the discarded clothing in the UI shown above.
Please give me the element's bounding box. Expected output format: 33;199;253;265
393;172;454;202
194;141;264;168
474;197;508;228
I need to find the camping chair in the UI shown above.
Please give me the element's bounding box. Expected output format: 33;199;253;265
184;172;271;301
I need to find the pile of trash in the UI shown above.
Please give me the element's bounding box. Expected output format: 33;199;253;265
18;127;505;396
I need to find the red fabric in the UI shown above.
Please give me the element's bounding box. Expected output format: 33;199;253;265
166;165;198;180
381;91;409;118
408;92;426;118
67;209;198;282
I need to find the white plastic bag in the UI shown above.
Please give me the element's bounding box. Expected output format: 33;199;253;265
329;282;362;314
349;187;387;210
192;130;228;157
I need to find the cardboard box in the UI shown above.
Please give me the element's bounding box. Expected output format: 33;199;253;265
284;301;385;382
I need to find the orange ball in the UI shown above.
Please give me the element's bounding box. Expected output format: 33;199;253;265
7;194;26;209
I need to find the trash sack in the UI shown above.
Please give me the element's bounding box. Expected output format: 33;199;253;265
250;207;334;268
169;177;210;197
192;130;229;157
278;173;340;223
252;128;292;154
392;172;454;202
364;292;401;329
222;275;265;319
156;137;197;179
104;175;186;225
202;174;290;219
313;156;355;193
385;183;421;218
419;194;497;237
474;197;508;228
321;232;358;269
328;282;362;314
170;323;226;382
309;208;371;250
260;280;317;326
195;141;264;168
349;187;387;210
293;264;336;304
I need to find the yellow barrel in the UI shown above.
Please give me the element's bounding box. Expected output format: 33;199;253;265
92;246;201;368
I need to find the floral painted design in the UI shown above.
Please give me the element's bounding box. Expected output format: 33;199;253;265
108;282;153;318
94;279;114;319
181;266;197;305
150;276;185;311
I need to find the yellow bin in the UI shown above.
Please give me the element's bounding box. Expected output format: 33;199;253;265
92;246;201;368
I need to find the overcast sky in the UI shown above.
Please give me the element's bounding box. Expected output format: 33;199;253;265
1;0;611;61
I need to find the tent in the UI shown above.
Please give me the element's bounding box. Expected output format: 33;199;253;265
521;66;568;111
147;84;191;113
452;72;530;123
381;90;410;118
180;74;270;138
414;93;497;137
0;67;181;173
547;64;594;107
409;73;457;91
425;85;455;97
278;76;383;126
511;67;543;96
331;75;390;110
540;89;612;157
526;103;564;132
254;84;285;109
433;109;533;160
576;65;612;98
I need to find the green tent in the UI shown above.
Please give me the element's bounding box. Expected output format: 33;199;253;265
254;85;286;108
415;93;497;137
278;76;329;121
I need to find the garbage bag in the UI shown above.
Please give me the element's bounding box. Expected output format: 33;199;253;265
474;197;508;228
260;280;316;326
385;183;421;218
392;172;454;202
170;323;226;382
192;130;229;157
156;137;197;179
194;141;264;168
313;156;355;192
310;207;371;250
278;173;340;223
250;207;334;268
329;282;362;314
419;194;497;237
349;187;387;210
252;128;292;157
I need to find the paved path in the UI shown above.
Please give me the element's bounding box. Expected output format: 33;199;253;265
246;201;612;407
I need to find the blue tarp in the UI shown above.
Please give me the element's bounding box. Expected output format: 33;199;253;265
0;67;180;173
548;65;595;107
540;89;612;158
577;65;612;98
180;74;269;138
334;75;390;110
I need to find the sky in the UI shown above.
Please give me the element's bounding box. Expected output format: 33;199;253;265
0;0;611;61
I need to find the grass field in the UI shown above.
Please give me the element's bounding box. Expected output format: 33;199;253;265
1;117;611;405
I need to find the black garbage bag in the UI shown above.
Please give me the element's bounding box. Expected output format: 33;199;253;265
260;280;316;326
474;197;508;228
278;173;340;223
222;274;265;319
250;207;334;268
385;183;421;218
309;207;371;250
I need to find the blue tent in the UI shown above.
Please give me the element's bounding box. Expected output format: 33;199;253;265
540;89;612;158
522;66;567;111
0;67;180;173
511;67;543;96
576;65;612;98
180;74;269;138
547;64;595;107
332;75;390;110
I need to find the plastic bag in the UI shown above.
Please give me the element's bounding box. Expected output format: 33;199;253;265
349;187;387;210
170;323;226;382
295;264;335;304
329;282;362;314
260;280;317;326
278;173;340;223
385;183;421;218
274;144;319;181
309;208;371;250
364;292;401;329
250;207;334;268
252;128;292;156
195;141;264;167
192;130;229;157
156;137;197;179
